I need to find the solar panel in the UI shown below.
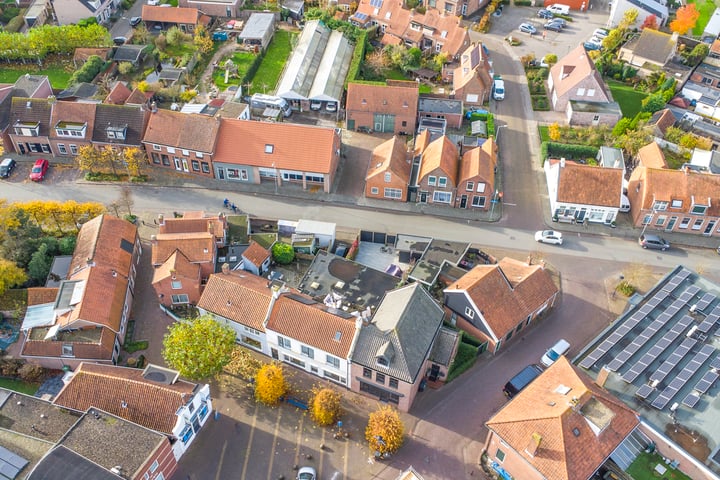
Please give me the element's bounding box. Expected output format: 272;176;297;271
698;313;719;334
711;354;720;370
650;338;697;383
639;305;653;315
694;370;719;394
652;344;715;410
369;0;383;6
654;289;670;302
651;390;674;409
676;269;691;281
682;393;700;408
696;293;716;312
353;12;368;20
636;384;654;399
685;285;701;296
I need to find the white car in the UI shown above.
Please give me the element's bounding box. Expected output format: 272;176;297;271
519;23;537;35
592;28;609;38
147;0;160;4
297;466;316;480
541;339;570;367
535;230;563;245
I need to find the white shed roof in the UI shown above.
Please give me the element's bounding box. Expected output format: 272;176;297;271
296;219;336;236
239;13;275;40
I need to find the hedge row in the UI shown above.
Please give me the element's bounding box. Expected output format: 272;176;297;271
446;342;477;383
241;48;265;86
345;30;368;88
540;141;599;162
69;55;110;86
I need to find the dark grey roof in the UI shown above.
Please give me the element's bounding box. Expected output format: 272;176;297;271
352;283;444;383
428;326;459;367
239;13;274;40
569;100;622;115
92;104;147;147
418;97;463;115
27;446;122;480
46;255;72;288
13;75;49;97
10;97;53;136
112;45;146;63
57;83;98;100
158;68;184;82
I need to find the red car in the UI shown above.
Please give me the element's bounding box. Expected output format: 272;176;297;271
29;158;49;181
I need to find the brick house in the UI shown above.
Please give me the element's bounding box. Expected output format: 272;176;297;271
452;42;493;105
346;82;419;134
443;257;559;354
364;135;411;202
415;135;460;206
48;100;95;157
484;357;640;480
457;138;496;210
141;5;207;32
20;215;141;369
179;0;243;17
0;75;53;153
418;96;464;129
8;97;52;156
143;109;219;177
349;283;446;412
152;250;202;308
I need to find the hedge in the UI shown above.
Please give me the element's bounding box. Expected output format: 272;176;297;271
345;30;368;88
241;49;265;86
540;141;599;162
69;55;110;86
446;343;477;382
461;331;483;347
514;0;532;5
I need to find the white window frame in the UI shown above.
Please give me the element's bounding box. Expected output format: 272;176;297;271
370;187;379;195
438;176;448;187
465;306;475;318
577;88;586;96
384;188;402;199
171;280;182;289
301;345;314;359
466;181;474;191
171;294;189;304
428;175;437;186
57;144;67;155
432;191;452;204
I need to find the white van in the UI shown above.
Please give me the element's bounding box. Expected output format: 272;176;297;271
492;78;505;101
541;339;570;367
547;3;570;15
620;194;631;213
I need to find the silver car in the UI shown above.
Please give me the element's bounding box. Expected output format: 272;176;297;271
519;23;537;35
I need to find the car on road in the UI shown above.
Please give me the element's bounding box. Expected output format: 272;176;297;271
537;8;554;18
29;158;49;182
535;230;563;245
541;339;571;367
583;41;603;51
503;365;543;398
544;22;562;32
492;77;505;100
297;466;316;480
129;16;142;26
639;233;670;251
519;23;537;34
0;158;16;178
112;36;127;45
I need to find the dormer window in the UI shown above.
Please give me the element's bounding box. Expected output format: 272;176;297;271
375;340;394;367
13;121;39;136
410;22;421;31
55;121;86;138
106;125;127;140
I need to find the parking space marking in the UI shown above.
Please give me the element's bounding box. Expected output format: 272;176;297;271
241;403;259;479
266;412;283;480
293;414;305;466
214;441;228;480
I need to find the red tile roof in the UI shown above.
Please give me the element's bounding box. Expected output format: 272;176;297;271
486;357;639;480
459;138;496;184
22;326;116;361
143;109;220;153
197;271;276;331
346;83;419;117
266;294;358;358
152;232;215;266
27;287;59;306
152;250;200;284
49;101;97;141
637;142;667;169
365;136;411;184
53;363;197;435
553;160;623;207
629;166;720;216
550;45;601;98
104;82;132;105
141;5;200;24
159;212;226;242
418;135;459;184
214;119;339;174
242;241;270;268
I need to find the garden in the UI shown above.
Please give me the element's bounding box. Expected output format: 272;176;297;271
626;452;692;480
521;54;554;112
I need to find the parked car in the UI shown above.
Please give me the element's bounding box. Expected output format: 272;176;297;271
326;102;337;112
0;158;16;178
537;8;554;18
519;23;537;34
113;36;127;45
547;3;570;14
29;158;49;182
592;28;609;38
530;58;550;68
129;16;142;26
547;17;567;27
297;466;316;480
535;230;563;245
583;41;603;51
544;22;562;32
503;365;543;398
310;100;323;111
541;339;571;367
590;34;605;44
639;233;670;251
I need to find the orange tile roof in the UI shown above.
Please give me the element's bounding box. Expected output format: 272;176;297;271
214;119;339;174
27;287;59;306
631;166;720;215
414;129;431;156
712;39;720;56
152;250;200;284
141;5;199;24
637;142;667;169
159;212;226;241
105;82;132;105
22;326;116;361
69;215;137;278
242;241;270;268
266;294;357;358
650;108;676;136
459;138;496;184
453;43;492;92
486;357;639;480
53;363;197;435
143;109;219;153
445;258;558;338
152;232;215;266
550;45;598;98
346;83;419;117
366;136;411;184
418;135;459;184
197;271;275;331
125;88;150;106
554;160;623;207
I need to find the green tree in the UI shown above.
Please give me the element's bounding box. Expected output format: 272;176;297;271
271;242;295;264
0;259;27;295
118;62;133;75
366;405;404;455
166;26;190;47
543;54;558;65
28;243;53;285
162;315;236;380
641;92;665;113
682;43;709;66
616;125;653;157
254;363;288;406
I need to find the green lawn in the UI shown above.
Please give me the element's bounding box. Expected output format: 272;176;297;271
0;64;73;89
249;30;296;95
607;80;648;118
0;378;39;396
690;0;719;35
213;51;257;90
538;125;550;142
626;452;692;480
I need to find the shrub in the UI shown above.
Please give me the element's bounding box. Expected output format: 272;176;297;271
69;55;108;86
460;331;482;347
345;30;367;87
446;342;477;382
514;0;532;5
118;62;134;75
5;14;25;33
541;141;599;161
616;280;636;296
254;363;288;406
0;359;22;377
271;242;295;264
18;363;43;382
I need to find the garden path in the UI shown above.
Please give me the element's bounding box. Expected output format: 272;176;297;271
197;41;239;100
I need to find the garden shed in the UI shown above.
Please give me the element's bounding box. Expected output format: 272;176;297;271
238;13;275;51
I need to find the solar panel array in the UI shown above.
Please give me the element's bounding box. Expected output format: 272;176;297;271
698;310;719;334
607;310;681;372
353;12;368;20
696;292;717;312
650;338;697;384
0;444;27;480
636;383;654;399
651;344;716;410
370;0;383;7
622;315;694;383
693;369;719;394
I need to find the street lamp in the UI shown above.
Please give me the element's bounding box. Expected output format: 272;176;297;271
640;209;657;237
490;189;500;221
272;162;278;195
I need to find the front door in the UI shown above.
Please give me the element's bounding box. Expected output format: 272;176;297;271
174;157;182;170
271;348;278;359
460;195;467;209
182;159;189;172
217;169;224;180
705;220;717;236
18;144;25;154
666;216;677;232
420;191;428;203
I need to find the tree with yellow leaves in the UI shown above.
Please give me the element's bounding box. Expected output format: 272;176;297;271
254;363;288;406
548;123;562;142
193;25;214;54
122;147;146;178
76;144;103;174
365;405;404;455
0;259;27;296
310;387;342;426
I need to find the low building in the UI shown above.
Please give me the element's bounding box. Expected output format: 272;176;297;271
418;97;463;130
241;241;271;276
238;13;275;51
619;29;678;77
141;5;207;32
52;0;117;25
346;81;419;134
365;136;411;202
152;250;202;308
179;0;243;17
452;42;493;106
457;138;497;211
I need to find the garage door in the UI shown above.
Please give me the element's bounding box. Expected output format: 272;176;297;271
373;113;395;133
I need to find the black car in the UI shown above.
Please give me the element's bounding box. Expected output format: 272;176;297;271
129;16;142;26
544;22;562;32
113;36;127;45
0;158;16;178
537;8;553;18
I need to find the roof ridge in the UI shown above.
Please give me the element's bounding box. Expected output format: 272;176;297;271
76;370;186;395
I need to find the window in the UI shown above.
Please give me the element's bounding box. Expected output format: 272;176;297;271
171;294;189;304
265;144;274;153
384;188;402;199
496;448;506;462
57;144;67;155
692;218;704;230
477;183;486;193
465;306;475;319
641;214;652;225
324;371;344;383
652;201;668;211
153;144;161;151
182;149;190;156
152;153;161;164
363;367;372;378
286;355;305;368
428;176;437;186
438;177;447;187
106;126;126;140
377;356;389;367
389;378;399;389
371;187;379;195
671;199;683;208
472;196;486;208
301;345;314;359
191;160;200;171
376;372;386;384
171;280;182;289
506;330;513;341
162;155;170;166
149;460;159;473
432;191;452;203
384;172;392;182
577;88;586;96
201;162;210;173
62;344;74;357
655;215;666;226
240;170;249;181
311;366;318;373
466;181;474;191
278;336;291;349
679;217;691;229
593;115;600;122
691;205;707;215
326;355;340;369
401;121;407;127
587;89;596;97
702;77;713;84
167;147;176;154
227;168;240;179
180;424;193;444
196;152;204;158
69;144;78;155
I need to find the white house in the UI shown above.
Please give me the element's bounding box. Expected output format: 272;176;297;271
295;219;336;248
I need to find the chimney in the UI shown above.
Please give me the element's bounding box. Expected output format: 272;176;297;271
158;214;164;225
595;366;610;388
560;158;566;168
525;433;542;457
150;235;157;244
151;101;158;113
221;263;230;274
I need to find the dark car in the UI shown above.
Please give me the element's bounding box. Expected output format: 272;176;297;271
537;8;554;18
544;22;562;32
113;36;127;45
639;234;670;251
129;16;142;27
503;365;543;399
0;158;16;178
548;17;567;27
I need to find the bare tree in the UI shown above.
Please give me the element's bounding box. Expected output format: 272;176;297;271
119;186;134;217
